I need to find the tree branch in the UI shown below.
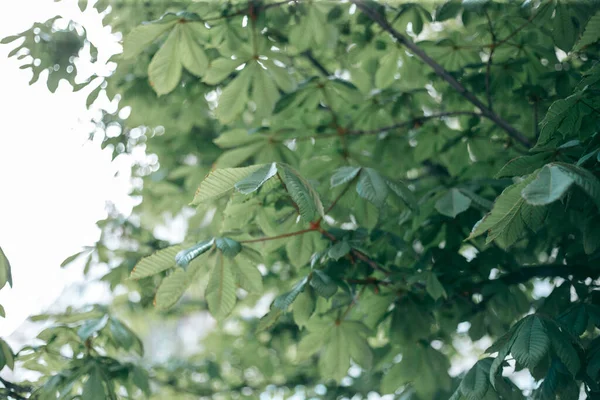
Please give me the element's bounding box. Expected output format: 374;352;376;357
351;0;532;148
303;50;331;77
239;228;315;244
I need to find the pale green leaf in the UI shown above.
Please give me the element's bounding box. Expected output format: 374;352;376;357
293;286;316;328
251;62;281;118
286;232;316;268
122;20;176;59
319;325;350;381
435;188;472;218
154;268;190;310
203;58;244;85
190;165;263;205
235;162;278;194
375;50;398;89
206;253;236;319
131;245;183;279
148;26;182;96
521;165;574;205
280;164;325;221
215;67;252;124
179;23;208;76
213;143;264;168
229;256;263;292
274;278;307;310
0;339;13;370
495;152;552;179
214;129;267;148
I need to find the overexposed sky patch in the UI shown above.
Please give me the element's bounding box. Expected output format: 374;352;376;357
0;0;132;336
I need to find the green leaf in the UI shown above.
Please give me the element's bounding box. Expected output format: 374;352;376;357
215;67;252;124
83;366;106;400
229;256;263;292
286;231;317;268
553;3;578;52
550;162;600;208
251;62;281;118
356;168;389;208
574;11;600;51
0;339;14;370
215;237;242;258
328;241;351;261
310;270;338;299
77;314;109;340
297;330;327;360
214;129;266;148
436;0;462;21
148;26;182;96
122;20;177;59
203;58;244;85
280;164;324;221
293;286;316;328
191;165;263;205
343;322;373;369
235;162;278;194
109;318;135;351
521;165;574;205
375;50;398;89
426;271;447;300
469;175;537;246
495;153;552;179
175;239;214;268
0;246;13;290
0;304;5;318
387;179;419;213
131;366;151;396
435;188;472;218
60;248;91;268
330;166;361;187
319;325;350;381
213;143;264;168
274;278;307;310
178;23;208;76
545;321;580;377
154;268;190;310
206;253;236;319
459;358;491;400
131;245;183;279
584;215;600;255
256;309;284;332
510;316;549;369
537;92;579;145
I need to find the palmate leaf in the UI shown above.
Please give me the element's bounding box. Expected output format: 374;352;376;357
273;278;307;311
215;66;253;124
154;268;190;310
206;252;237;319
330;166;361;187
178;23;208;76
122;18;177;59
148;26;182;96
229;255;263;293
130;245;184;279
469;174;543;247
495;152;553;179
356;167;388;208
190;165;263;205
458;358;492;400
293;286;316;328
279;164;324;221
510;316;549;369
234;162;278;194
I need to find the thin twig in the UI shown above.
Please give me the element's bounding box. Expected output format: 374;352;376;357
240;228;315;243
351;1;532;148
303;50;330;77
484;9;496;110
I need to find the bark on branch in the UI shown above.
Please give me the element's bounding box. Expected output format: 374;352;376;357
351;0;533;148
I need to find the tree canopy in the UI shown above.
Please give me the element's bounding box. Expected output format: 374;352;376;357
3;0;600;399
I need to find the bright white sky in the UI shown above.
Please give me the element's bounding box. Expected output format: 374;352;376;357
0;0;132;336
